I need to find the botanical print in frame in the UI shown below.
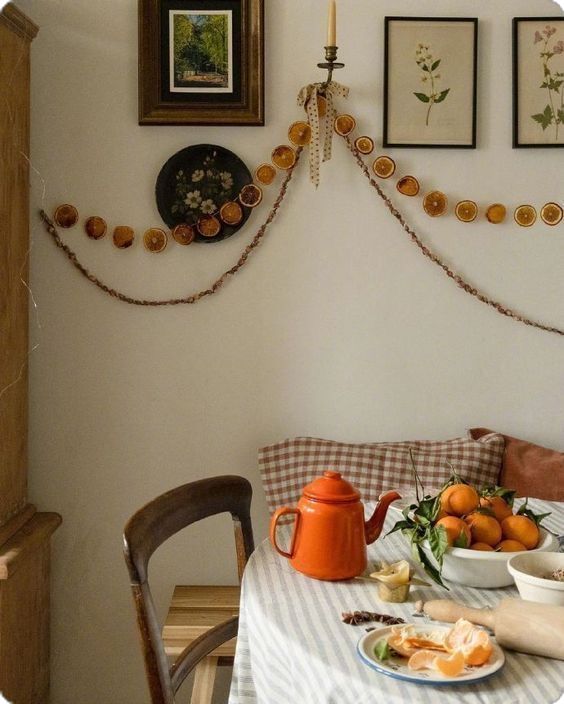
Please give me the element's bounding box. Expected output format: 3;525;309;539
513;17;564;147
139;0;264;126
384;17;478;148
169;10;233;94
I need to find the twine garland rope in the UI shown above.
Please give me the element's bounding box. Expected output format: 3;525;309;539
38;124;564;337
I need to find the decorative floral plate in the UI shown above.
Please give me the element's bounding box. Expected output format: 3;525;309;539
155;144;252;242
357;624;505;685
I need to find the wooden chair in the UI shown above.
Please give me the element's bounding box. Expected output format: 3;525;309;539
123;475;254;704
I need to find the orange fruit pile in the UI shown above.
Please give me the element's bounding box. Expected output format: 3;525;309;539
435;481;540;552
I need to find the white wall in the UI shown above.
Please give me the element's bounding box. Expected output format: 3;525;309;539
13;0;564;701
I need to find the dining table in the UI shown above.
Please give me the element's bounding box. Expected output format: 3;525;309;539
228;498;564;704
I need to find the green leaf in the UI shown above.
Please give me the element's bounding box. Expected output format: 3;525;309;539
413;543;448;589
453;530;469;548
558;108;564;124
422;64;430;72
428;525;449;566
516;499;551;526
414;92;430;103
414;495;441;523
531;105;554;130
431;59;441;72
434;88;450;104
374;639;391;661
482;485;516;508
386;519;414;537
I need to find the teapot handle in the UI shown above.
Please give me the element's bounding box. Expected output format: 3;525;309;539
270;507;300;559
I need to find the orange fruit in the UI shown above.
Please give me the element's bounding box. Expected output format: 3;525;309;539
479;496;513;523
470;542;495;551
436;516;472;548
540;202;563;226
219;201;244;226
496;539;527;552
84;216;107;240
171;224;196;245
354;136;375;154
409;649;465;677
239;184;263;208
455;200;478;223
288;121;312;147
143;228;168;253
445;620;493;666
372;156;396;179
514;205;537;227
441;484;480;517
54;204;79;228
255;163;277;185
486;203;506;224
196;215;221;238
423;191;448;217
271;145;297;170
465;512;502;547
396;175;420;196
334;114;356;136
113;226;135;249
501;515;539;550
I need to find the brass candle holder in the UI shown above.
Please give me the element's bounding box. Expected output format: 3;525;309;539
317;45;345;86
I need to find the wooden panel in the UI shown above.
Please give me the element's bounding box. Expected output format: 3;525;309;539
0;4;37;531
0;513;62;580
0;516;55;704
162;585;240;658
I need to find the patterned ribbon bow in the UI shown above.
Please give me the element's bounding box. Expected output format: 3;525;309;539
297;80;349;187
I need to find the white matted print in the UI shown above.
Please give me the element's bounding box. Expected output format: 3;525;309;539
384;18;478;148
513;17;564;147
169;10;233;93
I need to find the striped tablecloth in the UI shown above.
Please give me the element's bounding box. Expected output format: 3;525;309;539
229;499;564;704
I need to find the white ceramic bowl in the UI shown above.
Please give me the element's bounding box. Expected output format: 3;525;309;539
421;528;559;589
508;551;564;605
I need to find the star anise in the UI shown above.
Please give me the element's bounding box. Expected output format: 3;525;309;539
341;610;405;626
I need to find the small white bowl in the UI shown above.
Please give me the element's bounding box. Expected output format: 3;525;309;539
508;551;564;605
421;528;559;589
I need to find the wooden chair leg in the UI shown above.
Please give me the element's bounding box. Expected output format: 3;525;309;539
191;656;218;704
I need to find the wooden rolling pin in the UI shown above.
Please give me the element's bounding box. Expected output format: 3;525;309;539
424;598;564;661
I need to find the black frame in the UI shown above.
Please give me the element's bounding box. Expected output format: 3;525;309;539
513;16;564;148
383;16;479;149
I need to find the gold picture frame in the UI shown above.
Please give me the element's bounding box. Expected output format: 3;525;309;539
138;0;264;126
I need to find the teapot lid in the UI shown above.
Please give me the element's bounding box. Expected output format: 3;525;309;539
303;471;360;503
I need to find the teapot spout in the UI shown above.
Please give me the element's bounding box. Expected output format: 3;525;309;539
365;491;402;544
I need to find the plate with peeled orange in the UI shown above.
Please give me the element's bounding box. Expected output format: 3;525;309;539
357;619;505;684
388;475;559;588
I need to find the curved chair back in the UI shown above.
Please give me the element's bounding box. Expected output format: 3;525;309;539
123;475;254;704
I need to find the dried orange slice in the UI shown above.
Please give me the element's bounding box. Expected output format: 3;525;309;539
486;203;506;224
197;215;222;238
239;184;263;208
540;201;563;226
288;121;311;146
255;163;277;185
334;114;356;136
354;136;374;155
143;228;167;253
220;200;243;226
54;204;79;228
84;216;107;239
514;204;537;227
113;226;135;249
396;175;420;197
271;145;297;170
455;200;478;223
423;191;448;217
171;224;195;245
372;156;396;179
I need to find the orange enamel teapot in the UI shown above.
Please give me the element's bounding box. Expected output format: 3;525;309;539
269;470;401;581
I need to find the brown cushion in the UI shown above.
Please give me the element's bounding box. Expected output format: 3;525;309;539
469;428;564;501
258;434;505;514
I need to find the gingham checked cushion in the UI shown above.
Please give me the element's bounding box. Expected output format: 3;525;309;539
258;433;505;514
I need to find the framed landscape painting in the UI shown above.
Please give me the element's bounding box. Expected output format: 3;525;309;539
139;0;264;125
513;17;564;147
383;17;478;148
